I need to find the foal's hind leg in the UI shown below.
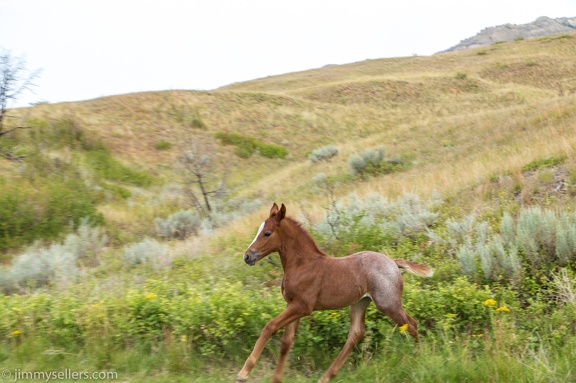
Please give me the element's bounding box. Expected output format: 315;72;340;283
272;318;300;383
318;297;371;383
373;298;419;340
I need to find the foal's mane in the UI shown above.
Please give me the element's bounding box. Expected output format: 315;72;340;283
282;216;325;255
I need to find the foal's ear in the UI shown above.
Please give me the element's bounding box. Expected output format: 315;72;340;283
275;203;286;222
270;202;279;217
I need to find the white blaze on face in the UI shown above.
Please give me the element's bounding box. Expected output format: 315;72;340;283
248;222;265;248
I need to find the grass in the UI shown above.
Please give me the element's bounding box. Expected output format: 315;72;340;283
2;328;573;382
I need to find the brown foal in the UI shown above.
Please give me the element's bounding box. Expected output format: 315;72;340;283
237;203;433;383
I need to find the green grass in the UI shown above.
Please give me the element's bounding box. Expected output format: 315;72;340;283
85;148;155;186
3;328;574;382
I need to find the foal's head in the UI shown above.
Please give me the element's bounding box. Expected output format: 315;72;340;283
243;203;286;266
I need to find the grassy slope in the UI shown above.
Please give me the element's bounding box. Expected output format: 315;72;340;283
10;33;576;223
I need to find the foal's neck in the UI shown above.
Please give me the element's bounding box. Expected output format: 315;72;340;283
278;217;325;269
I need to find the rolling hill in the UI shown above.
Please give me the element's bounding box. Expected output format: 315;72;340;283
7;31;576;219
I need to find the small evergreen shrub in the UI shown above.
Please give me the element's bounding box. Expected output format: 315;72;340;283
309;145;339;162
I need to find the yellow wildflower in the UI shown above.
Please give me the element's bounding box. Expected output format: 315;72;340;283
399;324;409;333
145;293;157;299
12;330;21;335
483;298;497;307
496;306;510;313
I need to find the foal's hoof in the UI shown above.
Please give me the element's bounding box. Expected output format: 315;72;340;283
236;377;248;382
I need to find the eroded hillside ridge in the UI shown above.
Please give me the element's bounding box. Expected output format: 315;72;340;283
445;16;576;52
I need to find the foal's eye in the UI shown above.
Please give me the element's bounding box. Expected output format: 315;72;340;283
264;231;272;237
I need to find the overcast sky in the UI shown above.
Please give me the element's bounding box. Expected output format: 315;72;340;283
2;0;575;107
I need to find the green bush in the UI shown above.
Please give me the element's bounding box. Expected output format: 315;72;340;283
522;155;566;172
215;132;288;159
170;106;207;130
154;140;173;150
0;177;102;252
85;149;154;186
26;117;98;150
257;143;288;159
349;146;407;177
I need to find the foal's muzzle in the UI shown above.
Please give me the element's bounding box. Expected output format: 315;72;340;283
243;249;261;266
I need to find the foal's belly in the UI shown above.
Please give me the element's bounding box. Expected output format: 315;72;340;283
313;256;369;310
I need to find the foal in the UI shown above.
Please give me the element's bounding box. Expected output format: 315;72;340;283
237;203;433;383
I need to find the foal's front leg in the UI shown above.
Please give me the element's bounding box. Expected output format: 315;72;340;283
272;318;300;383
237;304;307;382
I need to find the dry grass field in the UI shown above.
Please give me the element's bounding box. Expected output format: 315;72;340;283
6;33;573;228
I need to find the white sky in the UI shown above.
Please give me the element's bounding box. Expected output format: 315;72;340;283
2;0;575;107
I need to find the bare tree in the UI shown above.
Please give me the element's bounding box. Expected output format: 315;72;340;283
179;137;228;217
0;49;41;138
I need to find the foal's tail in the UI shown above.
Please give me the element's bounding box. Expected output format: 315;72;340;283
394;259;434;277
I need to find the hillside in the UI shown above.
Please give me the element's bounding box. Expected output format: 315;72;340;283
1;32;576;382
9;32;574;208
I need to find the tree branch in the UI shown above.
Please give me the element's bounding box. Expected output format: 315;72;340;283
0;125;30;137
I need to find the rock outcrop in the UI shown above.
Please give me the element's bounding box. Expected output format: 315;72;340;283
444;16;576;52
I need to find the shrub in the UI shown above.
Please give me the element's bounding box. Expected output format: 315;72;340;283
155;210;201;239
0;177;102;252
215;132;257;158
349;146;406;177
124;238;172;270
307;192;441;256
154;140;173;150
27;117;95;150
521;155;566;172
0;222;107;293
215;132;289;159
309;145;339;162
404;277;495;333
5;244;78;292
257;143;288;159
433;206;576;284
63;218;108;264
85;148;154;186
171;107;207;130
